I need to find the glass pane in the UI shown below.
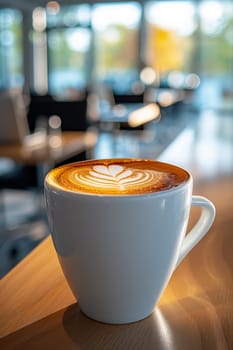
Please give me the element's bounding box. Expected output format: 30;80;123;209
0;8;23;88
197;0;233;109
145;1;196;83
47;27;91;96
47;4;91;28
92;2;141;93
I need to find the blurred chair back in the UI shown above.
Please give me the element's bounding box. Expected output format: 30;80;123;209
0;91;29;144
113;92;144;104
27;93;88;132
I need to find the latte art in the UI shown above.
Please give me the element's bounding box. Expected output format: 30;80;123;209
74;165;164;191
46;159;189;195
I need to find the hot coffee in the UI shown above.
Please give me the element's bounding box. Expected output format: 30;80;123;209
45;158;215;324
46;158;189;195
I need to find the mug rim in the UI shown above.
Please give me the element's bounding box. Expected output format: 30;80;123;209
44;158;192;199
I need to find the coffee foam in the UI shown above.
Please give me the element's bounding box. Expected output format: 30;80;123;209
47;159;189;195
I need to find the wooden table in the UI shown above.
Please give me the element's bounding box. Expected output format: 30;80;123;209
0;131;97;166
0;131;97;187
0;175;232;349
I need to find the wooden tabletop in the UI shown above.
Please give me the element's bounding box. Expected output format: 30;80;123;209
0;174;233;349
1;111;233;349
0;131;97;166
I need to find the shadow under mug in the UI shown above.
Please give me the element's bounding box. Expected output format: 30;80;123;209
45;161;215;324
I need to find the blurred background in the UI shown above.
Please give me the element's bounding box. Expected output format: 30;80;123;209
0;0;232;277
0;0;232;106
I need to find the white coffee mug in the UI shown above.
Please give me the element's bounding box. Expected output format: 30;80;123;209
44;159;215;324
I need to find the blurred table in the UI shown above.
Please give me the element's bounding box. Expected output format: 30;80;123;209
0;131;97;187
0;131;97;166
92;103;160;130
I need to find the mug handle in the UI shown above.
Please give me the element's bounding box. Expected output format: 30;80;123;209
176;195;216;267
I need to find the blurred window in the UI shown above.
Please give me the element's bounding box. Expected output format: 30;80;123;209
29;0;232;109
144;1;196;76
197;1;233;109
92;2;142;93
0;8;23;89
199;0;233;75
47;27;91;96
45;4;91;97
46;4;91;28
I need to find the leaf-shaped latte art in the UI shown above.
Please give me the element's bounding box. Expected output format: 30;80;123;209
48;159;189;195
74;165;164;192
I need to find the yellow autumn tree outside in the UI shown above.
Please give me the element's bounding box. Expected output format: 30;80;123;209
148;25;191;74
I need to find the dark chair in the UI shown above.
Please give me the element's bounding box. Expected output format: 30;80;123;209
113;92;144;104
0;163;37;190
27;92;90;164
27;93;88;132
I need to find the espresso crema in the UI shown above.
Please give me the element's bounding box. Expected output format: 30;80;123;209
46;159;189;195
